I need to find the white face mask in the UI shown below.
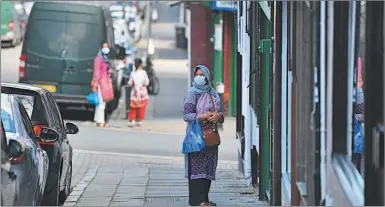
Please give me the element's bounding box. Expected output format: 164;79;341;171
194;76;206;86
102;48;110;55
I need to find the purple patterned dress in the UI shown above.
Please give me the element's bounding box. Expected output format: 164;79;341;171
183;89;224;180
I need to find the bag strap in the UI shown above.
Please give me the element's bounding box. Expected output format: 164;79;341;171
208;91;216;112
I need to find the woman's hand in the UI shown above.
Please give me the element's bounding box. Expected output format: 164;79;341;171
91;80;98;92
197;113;210;121
208;111;222;123
108;68;113;74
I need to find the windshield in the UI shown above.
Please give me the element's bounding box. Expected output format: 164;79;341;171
25;19;102;60
1;95;16;134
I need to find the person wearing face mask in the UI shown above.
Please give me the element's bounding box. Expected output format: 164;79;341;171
183;65;224;206
91;42;114;127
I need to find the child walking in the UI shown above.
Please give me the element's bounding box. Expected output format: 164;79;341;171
128;58;150;127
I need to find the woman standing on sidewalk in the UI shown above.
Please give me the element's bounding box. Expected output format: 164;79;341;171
183;65;224;206
91;42;114;127
128;58;150;127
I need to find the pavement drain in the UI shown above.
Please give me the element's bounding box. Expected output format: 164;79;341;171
63;165;100;206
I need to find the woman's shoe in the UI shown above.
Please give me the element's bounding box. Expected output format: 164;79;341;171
137;121;143;127
128;121;135;127
209;202;217;206
199;202;215;206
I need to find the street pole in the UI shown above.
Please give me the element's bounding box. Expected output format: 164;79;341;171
146;1;152;53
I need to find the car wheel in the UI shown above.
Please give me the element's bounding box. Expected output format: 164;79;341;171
59;163;72;204
42;172;60;206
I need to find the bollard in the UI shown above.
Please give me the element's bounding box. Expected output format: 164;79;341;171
216;82;225;130
124;85;131;120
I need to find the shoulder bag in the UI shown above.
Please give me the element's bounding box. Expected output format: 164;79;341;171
202;93;221;147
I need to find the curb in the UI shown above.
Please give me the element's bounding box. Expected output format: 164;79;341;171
63;165;99;206
72;149;238;166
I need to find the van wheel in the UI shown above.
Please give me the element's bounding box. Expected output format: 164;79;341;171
42;172;60;206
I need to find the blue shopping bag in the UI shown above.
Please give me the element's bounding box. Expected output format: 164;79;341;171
87;92;100;106
353;118;364;154
182;119;205;154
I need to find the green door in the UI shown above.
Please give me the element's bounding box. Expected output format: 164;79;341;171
258;1;272;200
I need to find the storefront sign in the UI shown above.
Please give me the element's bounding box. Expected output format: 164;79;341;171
214;24;223;51
212;1;236;12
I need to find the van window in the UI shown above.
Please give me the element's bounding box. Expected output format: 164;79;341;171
25;19;102;60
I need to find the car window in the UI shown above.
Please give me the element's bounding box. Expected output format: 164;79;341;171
18;103;36;138
13;94;34;117
1;121;8;152
25;18;102;60
1;95;16;134
46;93;65;136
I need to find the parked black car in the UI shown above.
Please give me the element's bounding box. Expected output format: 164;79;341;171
1;93;50;205
1;82;79;205
1;120;19;206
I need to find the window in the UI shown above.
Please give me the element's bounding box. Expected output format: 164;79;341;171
46;93;65;137
26;13;102;59
18;103;35;138
1;95;16;134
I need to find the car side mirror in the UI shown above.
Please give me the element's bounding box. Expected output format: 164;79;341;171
8;139;24;164
66;122;79;135
40;127;59;142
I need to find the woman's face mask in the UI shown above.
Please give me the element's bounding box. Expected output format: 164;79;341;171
102;47;110;55
194;75;206;86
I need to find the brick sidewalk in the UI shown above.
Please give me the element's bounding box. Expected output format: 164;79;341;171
65;165;268;206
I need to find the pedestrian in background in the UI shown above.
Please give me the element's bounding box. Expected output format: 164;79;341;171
91;42;114;127
183;65;224;206
128;58;150;127
353;56;365;175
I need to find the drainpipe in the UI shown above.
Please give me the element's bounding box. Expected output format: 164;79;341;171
186;8;191;89
281;0;288;175
242;1;252;185
320;0;326;202
325;2;334;205
346;1;356;159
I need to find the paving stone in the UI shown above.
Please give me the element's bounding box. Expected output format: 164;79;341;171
63;201;77;206
65;195;80;202
65;153;269;206
75;202;111;206
110;199;145;206
144;197;189;207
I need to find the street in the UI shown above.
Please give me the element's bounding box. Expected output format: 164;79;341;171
1;2;266;206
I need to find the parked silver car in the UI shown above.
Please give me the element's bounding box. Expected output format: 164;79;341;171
1;94;50;205
1;121;20;206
